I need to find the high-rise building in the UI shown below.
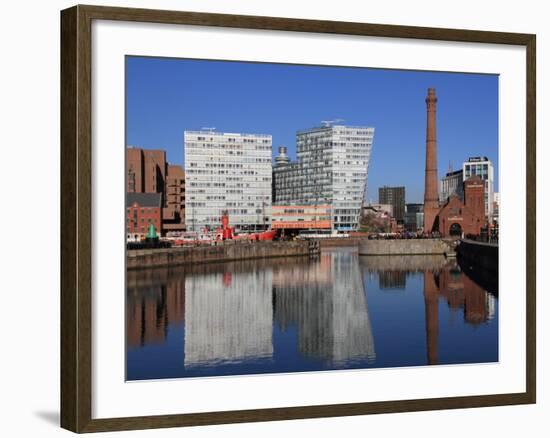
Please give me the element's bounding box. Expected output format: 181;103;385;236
440;169;464;204
273;124;374;232
184;130;272;232
378;186;405;222
463;156;494;221
126;147;166;194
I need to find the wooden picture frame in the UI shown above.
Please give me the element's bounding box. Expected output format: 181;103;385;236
60;4;536;433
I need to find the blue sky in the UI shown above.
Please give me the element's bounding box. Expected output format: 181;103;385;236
126;56;498;203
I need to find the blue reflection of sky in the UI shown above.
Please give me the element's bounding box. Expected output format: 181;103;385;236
126;253;498;381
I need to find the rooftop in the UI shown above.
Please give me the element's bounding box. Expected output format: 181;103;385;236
467;156;490;163
296;124;374;135
184;130;271;138
445;169;464;177
126;192;162;208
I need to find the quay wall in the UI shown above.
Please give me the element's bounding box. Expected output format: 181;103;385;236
456;239;499;294
360;254;451;272
456;239;498;273
319;238;364;248
358;239;453;256
127;240;319;269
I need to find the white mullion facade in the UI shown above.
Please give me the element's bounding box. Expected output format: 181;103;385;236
185;131;272;232
273;125;374;232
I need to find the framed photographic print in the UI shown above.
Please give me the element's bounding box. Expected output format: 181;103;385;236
60;4;536;433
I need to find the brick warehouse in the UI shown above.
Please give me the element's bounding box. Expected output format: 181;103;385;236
126;193;162;240
126;147;185;235
436;175;486;237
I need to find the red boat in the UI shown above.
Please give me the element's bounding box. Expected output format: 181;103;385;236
216;211;278;241
246;229;278;241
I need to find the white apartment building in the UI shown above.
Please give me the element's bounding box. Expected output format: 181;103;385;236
463;156;494;221
184;130;272;232
273;125;374;232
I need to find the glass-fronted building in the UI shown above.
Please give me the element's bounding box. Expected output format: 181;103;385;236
440;169;464;204
463;156;494;221
404;203;424;232
184;130;272;232
273;125;374;232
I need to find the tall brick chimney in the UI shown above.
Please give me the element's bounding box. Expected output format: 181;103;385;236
423;88;439;233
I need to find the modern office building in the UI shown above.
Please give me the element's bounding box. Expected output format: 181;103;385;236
378;186;405;222
440;169;464;204
463;156;494;221
273;124;374;232
184;130;272;232
404;203;424;231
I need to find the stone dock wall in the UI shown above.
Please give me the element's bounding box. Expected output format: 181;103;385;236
127;240;319;269
358;239;454;256
360;254;451;272
319;237;364;248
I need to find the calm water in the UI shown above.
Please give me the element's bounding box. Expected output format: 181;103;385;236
126;248;498;380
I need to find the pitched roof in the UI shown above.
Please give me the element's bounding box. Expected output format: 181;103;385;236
126;192;162;208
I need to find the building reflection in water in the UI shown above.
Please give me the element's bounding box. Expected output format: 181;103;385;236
126;252;377;369
361;254;497;366
127;250;498;379
184;266;274;367
425;264;497;364
273;250;376;365
378;271;406;290
127;267;186;348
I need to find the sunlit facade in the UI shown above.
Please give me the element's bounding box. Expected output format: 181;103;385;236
273;125;374;232
184;131;272;232
463;156;494;221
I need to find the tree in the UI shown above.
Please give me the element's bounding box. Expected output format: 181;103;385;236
360;212;390;233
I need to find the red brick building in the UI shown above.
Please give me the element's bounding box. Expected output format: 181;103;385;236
162;165;186;236
126;147;166;194
436;175;486;237
126;193;162;240
126;147;186;235
423;88;440;233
